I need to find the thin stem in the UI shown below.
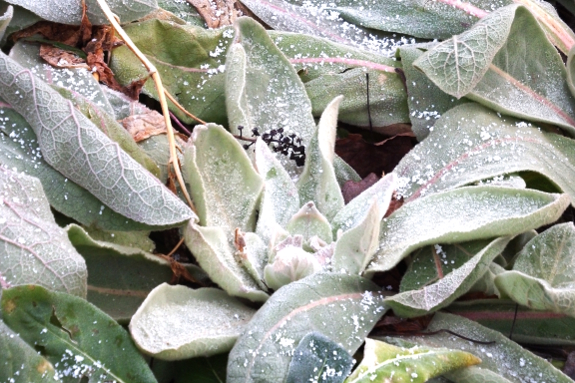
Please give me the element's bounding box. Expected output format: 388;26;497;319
95;0;196;213
167;236;185;257
170;111;192;136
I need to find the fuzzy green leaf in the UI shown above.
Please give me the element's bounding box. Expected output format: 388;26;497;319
367;186;570;274
0;319;58;383
184;223;269;302
346;338;481;383
415;5;575;132
183;123;263;232
495;223;575;317
66;224;208;323
378;312;573;383
0;168;87;297
1;285;157;383
227;273;388;383
394;103;575;207
332;200;381;275
226;17;317;145
297;96;345;221
130;284;256;360
254;139;299;246
386;237;510;317
110;20;233;125
271;31;408;130
0;101;155;231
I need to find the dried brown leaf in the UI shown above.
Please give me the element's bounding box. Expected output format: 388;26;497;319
120;109;167;142
187;0;241;28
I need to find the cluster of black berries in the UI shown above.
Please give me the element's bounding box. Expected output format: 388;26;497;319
237;126;306;166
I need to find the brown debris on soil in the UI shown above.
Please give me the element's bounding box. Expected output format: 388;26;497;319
187;0;243;28
11;1;139;97
335;133;416;179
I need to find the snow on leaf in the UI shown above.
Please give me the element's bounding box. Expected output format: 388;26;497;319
0;167;87;297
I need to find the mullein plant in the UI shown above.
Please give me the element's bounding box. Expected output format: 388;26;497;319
182;95;396;301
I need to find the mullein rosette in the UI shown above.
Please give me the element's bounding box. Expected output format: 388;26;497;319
182;96;396;302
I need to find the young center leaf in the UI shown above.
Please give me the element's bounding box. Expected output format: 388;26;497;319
0;167;87;297
183;123;263;233
297;95;345;221
1;285;157;383
227;273;388;383
495;223;575;317
0;51;194;227
130;284;256;360
366;186;569;274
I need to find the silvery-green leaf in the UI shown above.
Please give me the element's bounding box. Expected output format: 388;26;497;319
3;0;157;25
271;31;408;130
315;0;489;40
332;200;381;275
0;167;87;297
130;284;256;360
399;45;467;141
378;312;572;383
415;5;575;133
399;240;496;292
495;223;575;317
298;96;344;221
227;273;388;383
9;41;161;177
394;103;575;206
264;245;321;290
239;0;387;55
0;102;155;231
345;338;480;383
286;332;353;383
254;139;299;246
184;223;268;302
225;17;316;145
0;51;194;227
445;366;514;383
110;20;232;125
385;237;510;317
367;186;570;274
286;202;333;245
411;5;513;97
183;124;263;233
0;319;57;382
331;173;396;235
